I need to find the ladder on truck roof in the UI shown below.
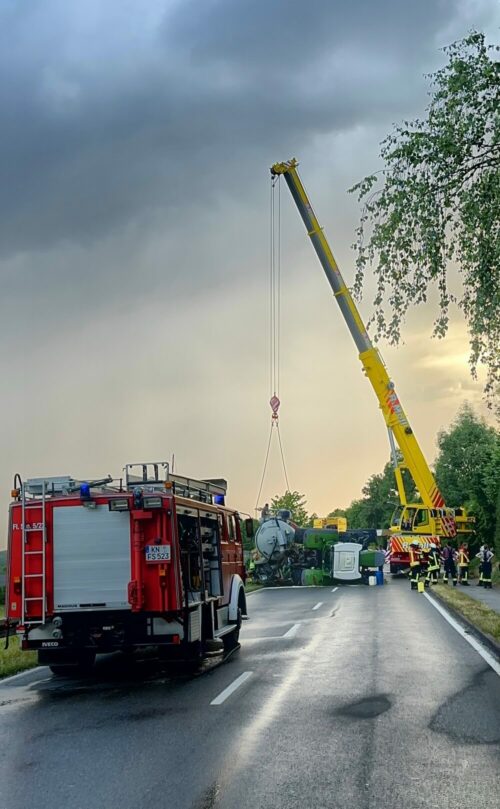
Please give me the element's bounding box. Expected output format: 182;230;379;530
21;480;47;625
124;462;227;503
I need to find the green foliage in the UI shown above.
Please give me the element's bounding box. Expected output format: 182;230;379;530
239;518;258;551
344;461;416;529
0;636;38;679
345;498;370;529
434;403;500;551
270;491;309;526
327;508;346;519
350;32;500;404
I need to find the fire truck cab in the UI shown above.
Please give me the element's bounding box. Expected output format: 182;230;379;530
6;462;247;674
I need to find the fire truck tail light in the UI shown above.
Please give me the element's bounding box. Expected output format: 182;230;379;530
13;577;21;594
143;496;162;510
172;635;180;645
109;499;129;512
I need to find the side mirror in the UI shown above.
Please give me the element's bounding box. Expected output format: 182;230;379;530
245;518;255;538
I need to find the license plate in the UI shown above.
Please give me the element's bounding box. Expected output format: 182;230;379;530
145;545;171;562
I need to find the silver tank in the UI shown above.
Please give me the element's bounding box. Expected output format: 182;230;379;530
255;517;296;562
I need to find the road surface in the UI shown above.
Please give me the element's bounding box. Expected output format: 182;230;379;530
1;581;499;809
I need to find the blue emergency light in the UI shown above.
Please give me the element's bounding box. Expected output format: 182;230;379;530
214;494;225;506
80;482;91;501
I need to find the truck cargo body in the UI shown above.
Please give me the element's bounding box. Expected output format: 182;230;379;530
6;481;247;670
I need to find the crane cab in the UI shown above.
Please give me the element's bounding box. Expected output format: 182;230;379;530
390;504;474;539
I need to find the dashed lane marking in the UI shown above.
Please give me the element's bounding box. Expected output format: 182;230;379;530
312;602;323;611
331;587;338;593
282;623;301;638
210;671;254;705
424;593;500;677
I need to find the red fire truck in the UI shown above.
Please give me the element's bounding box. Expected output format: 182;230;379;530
5;462;247;675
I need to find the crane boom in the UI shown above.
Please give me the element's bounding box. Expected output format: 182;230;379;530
271;158;446;512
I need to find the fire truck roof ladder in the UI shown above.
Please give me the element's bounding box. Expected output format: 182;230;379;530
21;479;47;626
124;462;227;503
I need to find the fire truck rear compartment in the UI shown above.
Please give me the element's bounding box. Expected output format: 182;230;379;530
53;505;131;611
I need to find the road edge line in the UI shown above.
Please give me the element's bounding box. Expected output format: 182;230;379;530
0;666;44;685
424;592;500;676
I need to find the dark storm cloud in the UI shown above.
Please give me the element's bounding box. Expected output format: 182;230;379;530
0;0;462;259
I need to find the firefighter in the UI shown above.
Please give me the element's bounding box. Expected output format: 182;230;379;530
260;503;270;522
458;543;470;585
425;542;440;587
408;540;421;590
421;547;430;588
476;545;494;589
442;541;457;586
477;544;485;586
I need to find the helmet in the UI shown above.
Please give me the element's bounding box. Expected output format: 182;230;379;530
430;542;437;549
410;540;419;547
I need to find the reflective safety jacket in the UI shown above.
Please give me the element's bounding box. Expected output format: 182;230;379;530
458;547;469;567
409;548;421;568
428;550;440;570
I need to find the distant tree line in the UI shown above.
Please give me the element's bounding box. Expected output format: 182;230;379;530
270;404;499;553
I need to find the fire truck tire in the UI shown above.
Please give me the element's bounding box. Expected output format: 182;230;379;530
223;608;242;653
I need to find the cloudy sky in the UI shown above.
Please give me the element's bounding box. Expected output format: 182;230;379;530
1;0;498;543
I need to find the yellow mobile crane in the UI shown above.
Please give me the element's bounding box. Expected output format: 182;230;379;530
271;159;474;559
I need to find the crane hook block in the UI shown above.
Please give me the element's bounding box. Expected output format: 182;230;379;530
270;395;281;419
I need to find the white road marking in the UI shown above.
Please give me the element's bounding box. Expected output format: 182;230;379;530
312;602;323;611
210;671;254;705
246;586;323;593
282;623;301;638
331;587;338;593
0;666;45;686
424;593;500;677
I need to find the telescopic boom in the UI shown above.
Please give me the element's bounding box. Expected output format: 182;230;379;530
271;158;446;514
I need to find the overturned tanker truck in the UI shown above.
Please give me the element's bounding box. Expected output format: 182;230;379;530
247;512;382;586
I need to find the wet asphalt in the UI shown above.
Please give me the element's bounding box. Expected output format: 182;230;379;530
0;580;499;809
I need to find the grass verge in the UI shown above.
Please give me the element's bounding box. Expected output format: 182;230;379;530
244;581;264;593
433;583;500;644
0;635;38;679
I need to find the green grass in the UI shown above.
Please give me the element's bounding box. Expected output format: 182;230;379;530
434;582;500;643
0;636;38;679
1;596;38;678
244;581;264;593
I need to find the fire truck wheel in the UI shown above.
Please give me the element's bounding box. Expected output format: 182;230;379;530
224;608;242;653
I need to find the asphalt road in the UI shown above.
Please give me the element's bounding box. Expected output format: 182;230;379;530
1;581;499;809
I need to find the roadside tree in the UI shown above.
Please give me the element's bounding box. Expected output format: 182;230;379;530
435;403;500;551
271;491;309;526
351;32;500;405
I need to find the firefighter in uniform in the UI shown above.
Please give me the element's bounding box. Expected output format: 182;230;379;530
458;543;470;585
477;544;485;586
421;547;431;587
408;540;421;590
476;545;494;589
425;542;440;587
442;541;457;586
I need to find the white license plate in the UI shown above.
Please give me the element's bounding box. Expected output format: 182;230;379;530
145;545;171;562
